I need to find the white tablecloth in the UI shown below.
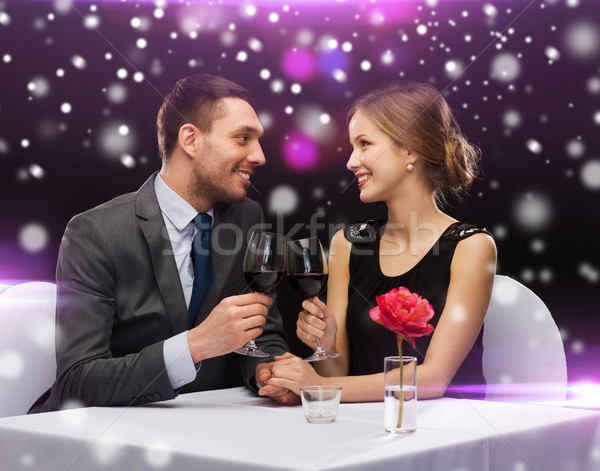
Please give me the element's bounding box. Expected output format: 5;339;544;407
0;387;599;470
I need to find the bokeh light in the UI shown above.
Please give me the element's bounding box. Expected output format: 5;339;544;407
97;121;137;159
444;59;464;79
71;54;87;70
563;20;600;60
53;0;71;14
270;79;284;93
0;138;9;154
587;77;600;94
27;77;51;99
580;159;600;190
296;105;336;144
0;351;24;379
268;185;299;215
513;193;553;232
243;5;257;17
565;138;585;159
106;83;128;105
283;131;318;171
282;49;317;82
544;46;560;62
60;102;72;114
526;139;542;154
568;382;600;408
483;3;498;18
0;11;11;26
90;437;124;465
18;223;49;253
490;52;521;83
578;262;599;283
120;154;136;169
29;164;45;179
83;14;99;29
257;110;274;130
58;402;88;428
318;49;348;77
503;109;522;129
248;37;263;52
145;440;173;468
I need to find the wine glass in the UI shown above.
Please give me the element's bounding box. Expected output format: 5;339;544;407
287;237;340;362
236;231;285;358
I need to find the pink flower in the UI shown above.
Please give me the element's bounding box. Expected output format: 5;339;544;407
369;287;435;348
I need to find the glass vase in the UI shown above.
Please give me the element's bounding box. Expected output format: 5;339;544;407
384;356;417;434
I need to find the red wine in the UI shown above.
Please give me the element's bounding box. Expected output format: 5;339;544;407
288;273;328;299
245;271;284;293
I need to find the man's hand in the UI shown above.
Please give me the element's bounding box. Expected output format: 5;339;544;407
187;293;271;363
256;359;301;405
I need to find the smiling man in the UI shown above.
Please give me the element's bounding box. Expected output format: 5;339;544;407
30;74;296;413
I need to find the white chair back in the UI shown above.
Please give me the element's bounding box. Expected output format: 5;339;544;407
0;282;57;417
483;275;567;404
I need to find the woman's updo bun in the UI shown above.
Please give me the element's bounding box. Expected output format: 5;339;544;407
443;129;479;190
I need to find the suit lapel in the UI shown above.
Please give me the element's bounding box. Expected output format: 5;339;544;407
136;172;188;335
194;203;237;326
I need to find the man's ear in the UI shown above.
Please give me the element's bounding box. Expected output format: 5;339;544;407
178;123;200;159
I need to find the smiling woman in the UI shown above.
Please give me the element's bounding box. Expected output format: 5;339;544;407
260;82;497;404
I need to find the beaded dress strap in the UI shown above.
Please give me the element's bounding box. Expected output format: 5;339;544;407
343;220;385;244
441;222;492;241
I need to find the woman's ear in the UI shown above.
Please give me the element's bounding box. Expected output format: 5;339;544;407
397;143;416;162
402;147;420;172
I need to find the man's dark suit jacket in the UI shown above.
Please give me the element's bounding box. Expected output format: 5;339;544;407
30;172;288;413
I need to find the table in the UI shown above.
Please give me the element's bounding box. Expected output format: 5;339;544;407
0;387;599;470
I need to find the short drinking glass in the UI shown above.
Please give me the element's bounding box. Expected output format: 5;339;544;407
300;386;342;424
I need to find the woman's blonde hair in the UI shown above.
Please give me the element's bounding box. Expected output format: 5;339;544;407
348;82;480;203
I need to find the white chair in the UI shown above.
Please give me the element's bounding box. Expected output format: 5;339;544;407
482;275;568;404
0;282;57;417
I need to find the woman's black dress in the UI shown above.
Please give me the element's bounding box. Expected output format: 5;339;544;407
344;221;491;399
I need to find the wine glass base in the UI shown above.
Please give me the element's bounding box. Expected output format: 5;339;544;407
303;350;341;362
234;346;270;358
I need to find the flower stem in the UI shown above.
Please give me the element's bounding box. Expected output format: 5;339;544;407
397;336;404;429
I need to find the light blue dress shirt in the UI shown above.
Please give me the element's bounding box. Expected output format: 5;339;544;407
154;174;214;390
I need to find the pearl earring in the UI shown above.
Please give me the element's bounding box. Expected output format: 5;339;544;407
406;162;414;172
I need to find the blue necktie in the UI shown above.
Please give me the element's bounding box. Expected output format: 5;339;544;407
188;213;213;328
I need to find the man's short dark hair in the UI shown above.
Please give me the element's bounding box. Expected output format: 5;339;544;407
157;74;255;162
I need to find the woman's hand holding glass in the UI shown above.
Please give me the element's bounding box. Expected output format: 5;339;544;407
287;237;340;362
297;297;338;354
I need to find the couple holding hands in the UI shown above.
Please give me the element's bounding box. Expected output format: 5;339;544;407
30;73;495;414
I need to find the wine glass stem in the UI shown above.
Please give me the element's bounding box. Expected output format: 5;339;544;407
315;338;325;353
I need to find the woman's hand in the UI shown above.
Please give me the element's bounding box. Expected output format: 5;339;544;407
255;362;301;405
297;297;338;352
259;352;323;396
